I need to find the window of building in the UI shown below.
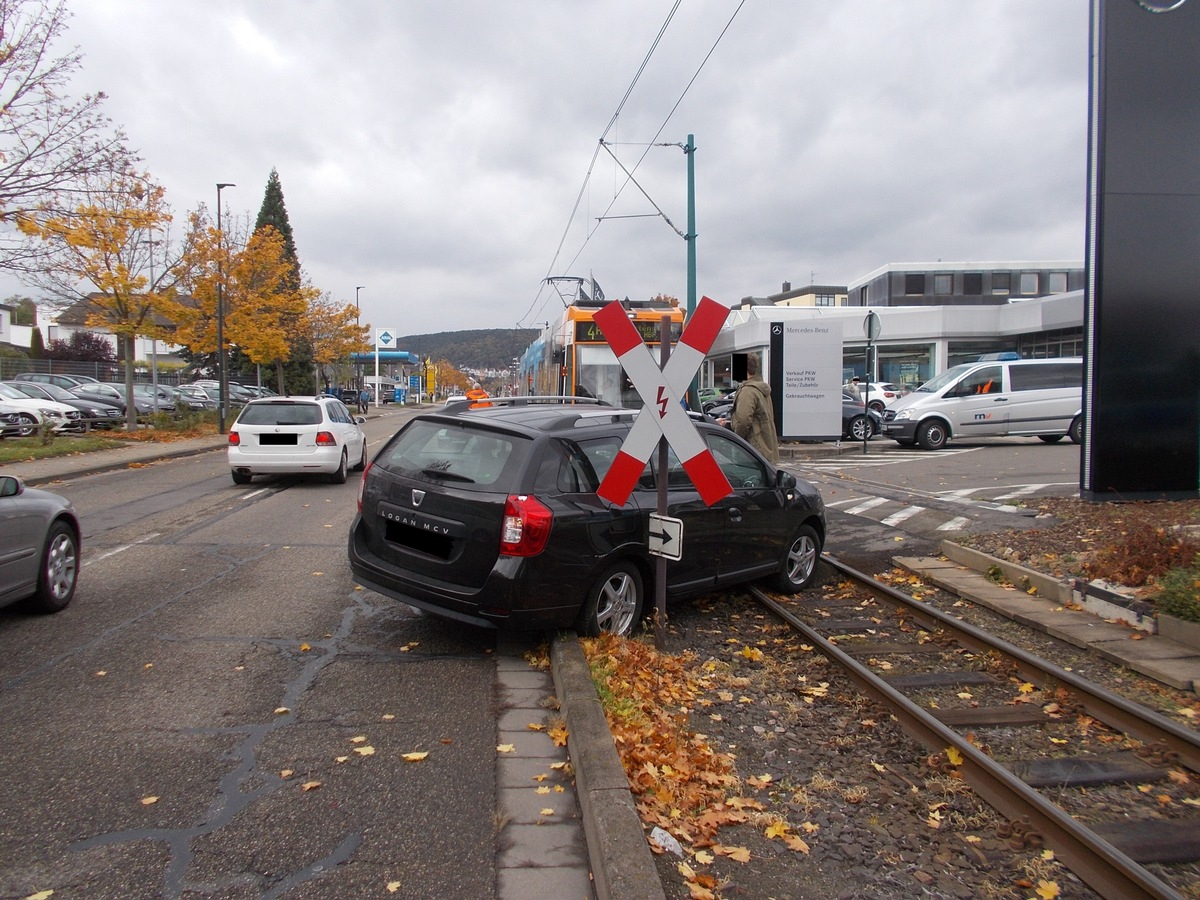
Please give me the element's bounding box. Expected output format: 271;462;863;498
1019;272;1039;294
904;274;925;296
1048;272;1068;294
934;274;952;295
991;272;1010;295
858;286;868;305
815;293;835;307
963;273;982;295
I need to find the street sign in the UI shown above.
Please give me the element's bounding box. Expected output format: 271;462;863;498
375;328;397;350
647;513;683;561
592;296;732;506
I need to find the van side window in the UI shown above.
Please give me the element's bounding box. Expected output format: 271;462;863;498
1009;362;1082;391
959;366;1002;395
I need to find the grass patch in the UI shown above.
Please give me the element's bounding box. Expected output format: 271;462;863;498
0;411;221;464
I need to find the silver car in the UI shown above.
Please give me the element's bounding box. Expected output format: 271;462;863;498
0;476;80;613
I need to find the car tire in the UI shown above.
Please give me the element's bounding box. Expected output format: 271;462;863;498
894;438;916;447
231;470;252;485
916;419;948;451
577;562;643;637
1038;434;1064;444
352;440;368;472
330;450;348;484
27;520;78;613
868;400;885;413
1068;415;1083;445
773;523;821;593
847;415;871;442
16;412;37;437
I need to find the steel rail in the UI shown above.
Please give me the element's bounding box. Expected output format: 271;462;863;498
750;584;1183;900
822;553;1200;773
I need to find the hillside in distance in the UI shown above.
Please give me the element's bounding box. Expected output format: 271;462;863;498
395;328;539;370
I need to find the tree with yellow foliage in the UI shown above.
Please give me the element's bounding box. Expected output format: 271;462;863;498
16;169;177;430
171;218;315;394
301;293;370;394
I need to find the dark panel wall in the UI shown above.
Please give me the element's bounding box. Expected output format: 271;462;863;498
1083;0;1200;499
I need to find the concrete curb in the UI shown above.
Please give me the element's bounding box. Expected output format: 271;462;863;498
551;633;666;900
938;540;1073;604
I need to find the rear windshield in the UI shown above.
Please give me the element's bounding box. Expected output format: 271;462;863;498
237;402;322;426
376;419;525;488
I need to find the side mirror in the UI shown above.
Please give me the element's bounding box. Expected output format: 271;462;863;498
0;475;25;498
775;469;796;490
356;416;366;425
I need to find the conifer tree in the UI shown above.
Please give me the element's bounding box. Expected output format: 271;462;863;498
29;325;44;358
252;168;311;391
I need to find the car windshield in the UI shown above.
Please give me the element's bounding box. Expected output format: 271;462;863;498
0;384;26;400
236;402;323;426
913;364;974;393
377;420;519;487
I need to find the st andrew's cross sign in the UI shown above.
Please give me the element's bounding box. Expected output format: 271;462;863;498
593;296;733;507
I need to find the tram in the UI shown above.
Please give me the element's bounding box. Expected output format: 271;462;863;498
519;277;683;409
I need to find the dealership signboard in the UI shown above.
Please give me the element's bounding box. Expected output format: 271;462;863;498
769;320;842;440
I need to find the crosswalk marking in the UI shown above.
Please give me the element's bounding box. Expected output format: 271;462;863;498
936;516;971;531
880;505;923;526
843;497;890;515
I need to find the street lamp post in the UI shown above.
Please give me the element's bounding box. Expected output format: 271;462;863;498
355;286;365;393
355;285;364;323
216;182;236;434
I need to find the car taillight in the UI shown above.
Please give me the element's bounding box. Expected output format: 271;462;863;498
500;494;553;558
316;431;337;446
228;431;240;445
357;461;373;511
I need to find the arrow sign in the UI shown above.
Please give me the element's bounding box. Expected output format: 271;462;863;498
647;513;683;561
593;296;732;506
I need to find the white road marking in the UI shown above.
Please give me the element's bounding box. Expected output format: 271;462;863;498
240;488;270;500
86;533;160;566
936;516;971;532
843;497;890;515
880;506;924;526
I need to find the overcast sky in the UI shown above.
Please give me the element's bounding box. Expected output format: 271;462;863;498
35;0;1089;336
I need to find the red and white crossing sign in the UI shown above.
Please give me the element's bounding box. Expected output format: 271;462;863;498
593;296;733;506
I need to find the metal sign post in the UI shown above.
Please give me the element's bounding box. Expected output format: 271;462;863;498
863;311;881;455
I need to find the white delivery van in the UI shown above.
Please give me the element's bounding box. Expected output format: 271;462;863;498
880;357;1082;450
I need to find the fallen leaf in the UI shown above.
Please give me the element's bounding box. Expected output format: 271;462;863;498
382;714;395;721
764;821;789;839
353;746;375;757
540;807;555;816
527;723;546;731
693;850;714;864
26;892;54;900
280;769;294;778
548;725;569;747
1035;880;1060;899
335;756;349;763
311;572;323;576
140;796;158;806
740;646;763;661
274;707;290;715
497;743;516;753
386;881;401;892
1018;682;1036;694
402;751;429;762
301;781;321;791
783;835;810;853
945;746;964;766
536;786;551;795
714;844;751;862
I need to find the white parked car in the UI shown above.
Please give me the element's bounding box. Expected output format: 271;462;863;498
0;383;82;434
846;381;905;413
227;395;368;485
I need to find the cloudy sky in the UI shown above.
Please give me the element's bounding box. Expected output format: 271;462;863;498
42;0;1088;336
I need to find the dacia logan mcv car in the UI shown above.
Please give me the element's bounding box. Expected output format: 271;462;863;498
348;398;826;636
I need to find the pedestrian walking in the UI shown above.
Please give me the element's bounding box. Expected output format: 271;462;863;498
845;376;862;401
731;355;779;463
359;388;370;414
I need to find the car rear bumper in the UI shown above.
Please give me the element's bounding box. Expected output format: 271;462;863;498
347;516;578;631
228;445;342;474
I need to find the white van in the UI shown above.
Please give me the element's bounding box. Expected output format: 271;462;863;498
880;357;1082;450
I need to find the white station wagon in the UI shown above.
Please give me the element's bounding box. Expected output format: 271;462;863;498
228;396;368;485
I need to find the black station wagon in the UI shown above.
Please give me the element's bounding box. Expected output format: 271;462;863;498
348;398;826;636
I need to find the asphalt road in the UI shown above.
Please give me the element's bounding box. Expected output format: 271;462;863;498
0;411;1081;898
0;408;516;899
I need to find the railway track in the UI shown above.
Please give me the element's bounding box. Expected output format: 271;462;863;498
749;554;1200;900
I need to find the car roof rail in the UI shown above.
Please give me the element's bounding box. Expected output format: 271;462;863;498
440;395;614;414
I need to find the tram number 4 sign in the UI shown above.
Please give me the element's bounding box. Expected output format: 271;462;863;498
592;296;733;507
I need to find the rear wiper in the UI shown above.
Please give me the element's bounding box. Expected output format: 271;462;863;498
421;466;475;483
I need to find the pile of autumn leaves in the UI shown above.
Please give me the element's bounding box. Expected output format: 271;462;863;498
580;634;812;897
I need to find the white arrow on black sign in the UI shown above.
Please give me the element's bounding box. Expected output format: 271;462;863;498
647;513;683;562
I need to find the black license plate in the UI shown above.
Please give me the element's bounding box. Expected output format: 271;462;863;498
259;434;298;446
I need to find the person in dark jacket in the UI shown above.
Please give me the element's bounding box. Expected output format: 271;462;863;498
731;355;779;463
